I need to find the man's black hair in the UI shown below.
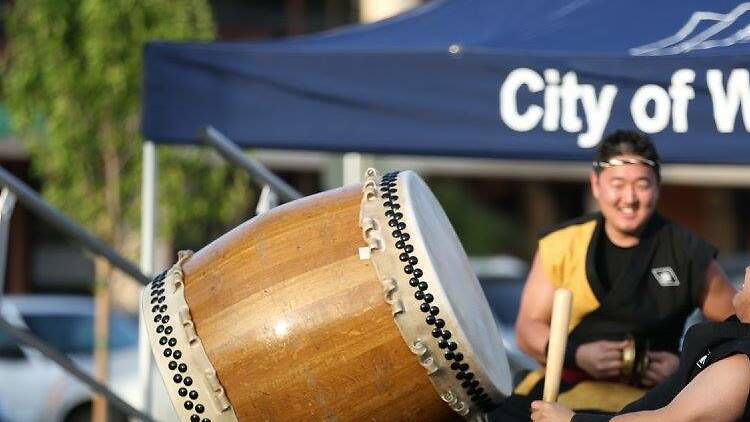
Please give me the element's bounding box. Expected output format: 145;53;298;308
594;130;661;181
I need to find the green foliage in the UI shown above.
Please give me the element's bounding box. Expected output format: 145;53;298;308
3;0;252;251
429;179;526;256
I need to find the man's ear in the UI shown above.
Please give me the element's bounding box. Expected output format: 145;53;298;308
590;171;600;199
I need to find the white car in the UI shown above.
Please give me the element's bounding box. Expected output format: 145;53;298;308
0;295;172;422
471;255;540;379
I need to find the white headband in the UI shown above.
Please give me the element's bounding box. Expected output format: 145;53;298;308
593;157;656;169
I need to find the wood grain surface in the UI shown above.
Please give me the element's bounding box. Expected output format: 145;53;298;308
181;184;458;421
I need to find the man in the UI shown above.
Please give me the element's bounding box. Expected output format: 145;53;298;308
493;130;736;419
530;266;750;422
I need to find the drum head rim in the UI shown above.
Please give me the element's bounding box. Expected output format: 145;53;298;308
361;169;512;418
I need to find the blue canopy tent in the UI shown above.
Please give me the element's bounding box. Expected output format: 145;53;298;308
143;0;750;163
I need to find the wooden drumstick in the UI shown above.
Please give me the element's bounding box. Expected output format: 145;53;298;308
543;288;573;402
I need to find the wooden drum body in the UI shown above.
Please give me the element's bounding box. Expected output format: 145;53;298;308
142;170;510;422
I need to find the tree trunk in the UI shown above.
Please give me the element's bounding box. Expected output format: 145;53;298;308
92;258;112;422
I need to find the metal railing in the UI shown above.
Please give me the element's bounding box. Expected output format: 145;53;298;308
0;166;150;285
0;165;153;421
200;125;303;203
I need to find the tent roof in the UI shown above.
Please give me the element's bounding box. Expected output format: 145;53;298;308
142;0;750;164
235;0;750;54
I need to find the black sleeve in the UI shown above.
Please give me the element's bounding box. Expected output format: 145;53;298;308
573;372;682;421
619;372;681;413
572;414;612;422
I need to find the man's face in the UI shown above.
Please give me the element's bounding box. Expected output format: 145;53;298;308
733;267;750;322
590;154;660;237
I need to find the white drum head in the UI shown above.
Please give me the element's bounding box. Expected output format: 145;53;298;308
401;171;513;394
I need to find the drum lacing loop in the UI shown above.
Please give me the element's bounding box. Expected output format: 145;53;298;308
205;368;232;412
441;389;470;416
363;168;379;200
363;180;378;201
179;307;199;345
410;340;439;375
381;277;404;316
361;217;384;253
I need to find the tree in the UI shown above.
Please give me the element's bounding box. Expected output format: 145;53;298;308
4;0;253;263
3;3;253;419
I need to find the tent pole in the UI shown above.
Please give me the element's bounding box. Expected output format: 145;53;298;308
342;152;363;185
138;140;157;416
0;188;16;298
